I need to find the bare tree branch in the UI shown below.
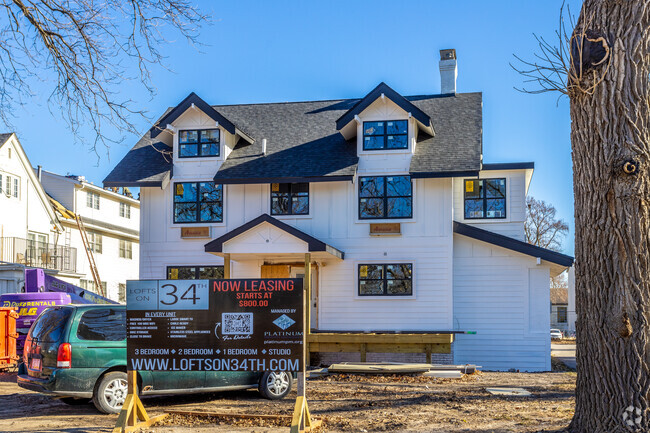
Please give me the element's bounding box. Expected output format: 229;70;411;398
511;2;612;101
525;196;570;252
0;0;209;159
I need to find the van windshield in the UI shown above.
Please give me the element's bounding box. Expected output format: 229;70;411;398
30;307;72;343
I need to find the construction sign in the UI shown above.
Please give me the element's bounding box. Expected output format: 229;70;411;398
125;278;303;372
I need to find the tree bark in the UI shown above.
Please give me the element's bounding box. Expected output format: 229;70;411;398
570;1;650;432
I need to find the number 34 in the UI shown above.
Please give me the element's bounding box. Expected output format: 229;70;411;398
160;283;199;305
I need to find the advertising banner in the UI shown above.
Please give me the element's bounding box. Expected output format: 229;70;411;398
126;278;303;372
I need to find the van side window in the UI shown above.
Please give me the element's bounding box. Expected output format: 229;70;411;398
77;309;126;341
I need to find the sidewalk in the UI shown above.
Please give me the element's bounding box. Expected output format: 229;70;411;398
551;343;576;369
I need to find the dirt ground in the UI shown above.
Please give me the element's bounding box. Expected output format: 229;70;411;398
0;370;575;433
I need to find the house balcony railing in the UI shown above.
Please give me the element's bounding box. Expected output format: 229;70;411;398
0;237;77;273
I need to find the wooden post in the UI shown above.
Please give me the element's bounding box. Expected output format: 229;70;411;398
113;370;167;433
297;253;310;396
290;253;313;433
224;253;231;279
304;254;311;355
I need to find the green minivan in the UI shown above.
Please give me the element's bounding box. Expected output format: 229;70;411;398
17;304;293;413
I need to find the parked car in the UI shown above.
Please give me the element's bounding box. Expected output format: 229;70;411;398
17;304;293;413
550;328;563;340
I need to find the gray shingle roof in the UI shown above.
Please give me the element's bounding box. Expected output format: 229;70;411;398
213;99;359;183
409;93;482;177
103;133;172;187
0;133;13;148
103;90;483;187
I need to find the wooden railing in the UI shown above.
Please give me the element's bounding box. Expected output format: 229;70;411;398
308;332;454;363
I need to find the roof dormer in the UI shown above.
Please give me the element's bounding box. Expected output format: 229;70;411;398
150;92;254;150
335;82;435;142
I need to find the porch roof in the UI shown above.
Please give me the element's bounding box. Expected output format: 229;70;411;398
204;214;344;260
453;221;574;268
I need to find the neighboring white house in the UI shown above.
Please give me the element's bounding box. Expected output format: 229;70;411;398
40;170;140;301
0;133;70;293
104;50;573;371
550;287;569;332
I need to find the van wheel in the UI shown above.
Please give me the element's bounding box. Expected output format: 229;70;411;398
93;371;128;414
60;397;90;405
258;371;292;400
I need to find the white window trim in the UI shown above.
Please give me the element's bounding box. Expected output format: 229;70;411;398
119;239;133;259
458;175;512;224
352;172;417;224
0;171;20;199
353;260;417;300
266;183;313;220
168;179;227;228
356;116;415;156
86;191;100;210
173;126;225;164
120;202;131;219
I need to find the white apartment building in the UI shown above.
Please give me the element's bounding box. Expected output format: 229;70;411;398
40;171;140;301
104;50;573;371
0;133;68;293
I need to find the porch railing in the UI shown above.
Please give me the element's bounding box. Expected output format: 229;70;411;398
0;237;77;273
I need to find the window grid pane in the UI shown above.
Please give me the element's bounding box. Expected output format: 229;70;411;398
270;183;309;216
179;130;220;157
363;120;408;150
463;178;506;219
174;182;223;223
359;176;412;219
358;263;413;296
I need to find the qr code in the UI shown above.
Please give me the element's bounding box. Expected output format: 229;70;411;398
222;313;253;335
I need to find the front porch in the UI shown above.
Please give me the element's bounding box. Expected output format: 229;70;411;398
204;213;456;365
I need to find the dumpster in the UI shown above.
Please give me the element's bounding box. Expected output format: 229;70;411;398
0;292;71;357
0;307;19;370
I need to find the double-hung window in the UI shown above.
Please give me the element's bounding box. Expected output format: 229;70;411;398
167;265;224;280
464;178;506;219
119;203;131;219
271;183;309;215
119;240;132;259
174;182;223;223
358;263;413;296
363;120;408;150
87;191;100;209
179;129;220;158
359;176;412;219
3;174;18;198
88;232;102;254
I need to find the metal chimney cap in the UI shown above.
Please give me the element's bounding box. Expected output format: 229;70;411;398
440;49;456;60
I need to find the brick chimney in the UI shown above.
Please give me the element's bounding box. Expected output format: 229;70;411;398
439;49;457;94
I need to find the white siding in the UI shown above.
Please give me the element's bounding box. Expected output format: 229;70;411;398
452;235;551;372
452;170;527;240
0;137;57;241
39;172;141;301
140;177;454;332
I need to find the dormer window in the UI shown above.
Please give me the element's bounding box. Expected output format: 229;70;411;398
363;120;408;150
179;129;220;158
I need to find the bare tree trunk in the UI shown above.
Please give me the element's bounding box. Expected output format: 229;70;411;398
570;1;650;432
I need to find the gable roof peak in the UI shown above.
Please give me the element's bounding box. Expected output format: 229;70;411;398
150;92;237;138
335;82;432;131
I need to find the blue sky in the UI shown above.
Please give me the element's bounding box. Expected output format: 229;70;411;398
6;1;579;255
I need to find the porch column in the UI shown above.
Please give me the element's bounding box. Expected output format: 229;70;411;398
223;253;231;279
304;253;311;336
298;252;311;397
